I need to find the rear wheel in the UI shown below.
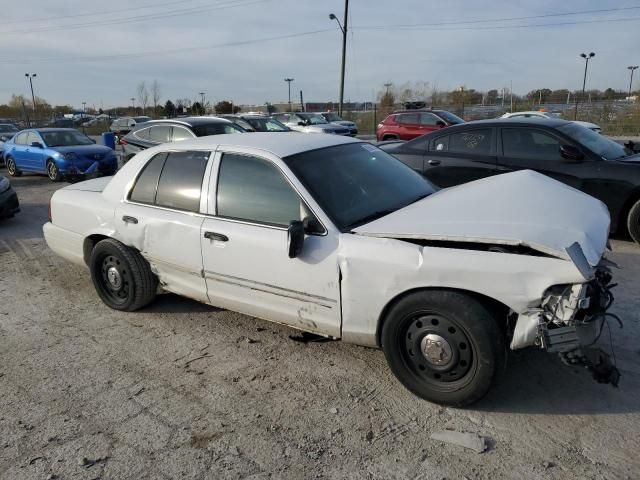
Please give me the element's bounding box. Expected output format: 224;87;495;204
382;134;399;141
381;290;505;407
627;199;640;244
6;157;21;177
46;159;62;182
89;238;157;311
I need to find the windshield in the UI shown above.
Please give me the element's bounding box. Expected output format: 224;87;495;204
322;113;342;122
41;130;94;147
558;123;630;160
298;113;328;125
192;123;243;136
284;143;436;231
436;111;464;124
246;117;289;132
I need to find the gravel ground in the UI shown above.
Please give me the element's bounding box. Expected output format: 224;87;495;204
1;173;639;480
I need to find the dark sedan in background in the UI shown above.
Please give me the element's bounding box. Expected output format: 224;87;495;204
120;116;244;162
0;123;19;165
0;174;19;218
380;118;640;243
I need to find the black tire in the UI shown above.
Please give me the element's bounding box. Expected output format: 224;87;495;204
46;159;62;182
6;157;21;177
89;238;157;311
627;199;640;245
382;135;399;141
381;290;505;407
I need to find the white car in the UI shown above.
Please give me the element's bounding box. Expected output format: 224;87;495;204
43;133;620;406
501;111;602;133
272;113;351;135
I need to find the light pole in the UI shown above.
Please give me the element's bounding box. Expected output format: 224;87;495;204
329;0;349;117
458;86;465;118
628;66;639;99
537;89;542;107
284;78;294;111
82;102;87;133
130;97;135;113
574;52;595;120
199;92;206;111
25;73;37;123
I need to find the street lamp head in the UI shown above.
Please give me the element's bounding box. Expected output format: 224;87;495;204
629;66;640;70
329;13;336;20
580;53;587;58
589;52;595;58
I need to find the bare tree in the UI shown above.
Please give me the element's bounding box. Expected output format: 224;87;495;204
136;81;149;115
151;80;161;118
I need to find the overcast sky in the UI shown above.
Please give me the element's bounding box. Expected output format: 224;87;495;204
1;0;638;109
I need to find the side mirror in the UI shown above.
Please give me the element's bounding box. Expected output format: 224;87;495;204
625;140;640;153
560;145;584;162
287;220;305;258
31;141;43;149
435;120;446;128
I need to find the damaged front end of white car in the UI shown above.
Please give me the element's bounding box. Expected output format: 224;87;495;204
510;247;621;386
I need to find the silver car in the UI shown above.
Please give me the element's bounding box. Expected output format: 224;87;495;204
272;113;350;135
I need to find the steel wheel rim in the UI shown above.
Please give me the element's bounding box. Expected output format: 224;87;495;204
97;254;131;305
7;159;15;175
400;312;476;391
47;162;58;180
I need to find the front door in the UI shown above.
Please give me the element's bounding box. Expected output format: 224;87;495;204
497;126;599;196
114;150;211;303
201;150;341;337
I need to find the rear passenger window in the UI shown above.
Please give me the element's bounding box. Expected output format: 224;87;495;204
432;136;449;152
172;126;194;142
134;128;150;140
448;129;492;155
149;125;171;143
397;113;419;124
155;151;210;211
129;153;167;204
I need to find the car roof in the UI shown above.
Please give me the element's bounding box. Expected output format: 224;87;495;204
390;109;450;115
25;128;80;132
156;131;360;157
142;116;234;127
442;118;572;129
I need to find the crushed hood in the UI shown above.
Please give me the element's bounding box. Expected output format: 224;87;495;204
354;170;610;267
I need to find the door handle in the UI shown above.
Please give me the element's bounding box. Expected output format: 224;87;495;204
122;215;138;224
203;231;228;242
427;159;441;166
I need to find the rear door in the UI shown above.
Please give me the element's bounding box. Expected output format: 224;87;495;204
396;113;422;140
423;127;497;187
496;126;598;193
115;150;211;303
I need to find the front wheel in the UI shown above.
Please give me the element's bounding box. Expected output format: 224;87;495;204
89;238;158;311
46;159;62;182
6;157;21;177
627;199;640;244
381;290;505;407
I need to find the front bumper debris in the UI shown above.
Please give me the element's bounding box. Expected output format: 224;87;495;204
511;265;622;387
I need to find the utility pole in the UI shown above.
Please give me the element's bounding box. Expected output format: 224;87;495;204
384;82;392;95
299;90;305;112
199;92;206;108
82;101;86;133
25;73;37;123
329;0;349;116
628;66;639;99
574;52;595;120
130;97;135;113
284;78;294;111
510;80;513;112
458;86;465;118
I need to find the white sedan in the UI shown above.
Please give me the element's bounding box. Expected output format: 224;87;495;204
501;111;602;133
44;133;620;406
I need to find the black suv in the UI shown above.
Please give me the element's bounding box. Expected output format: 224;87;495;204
121;117;244;162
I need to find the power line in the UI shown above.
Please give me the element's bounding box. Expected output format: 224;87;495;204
354;15;640;32
2;0;200;26
356;5;640;30
0;29;335;65
0;0;269;35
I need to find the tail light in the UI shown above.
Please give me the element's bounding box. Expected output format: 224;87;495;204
118;138;127;145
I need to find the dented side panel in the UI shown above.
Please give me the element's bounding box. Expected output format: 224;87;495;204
338;234;587;347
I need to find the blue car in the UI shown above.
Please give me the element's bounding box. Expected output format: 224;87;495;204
2;128;118;181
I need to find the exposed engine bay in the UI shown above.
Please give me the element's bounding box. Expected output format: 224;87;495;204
510;265;622;387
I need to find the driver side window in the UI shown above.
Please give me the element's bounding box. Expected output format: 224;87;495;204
216;153;322;232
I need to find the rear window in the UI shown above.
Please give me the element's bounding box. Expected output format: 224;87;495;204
129;151;210;212
192;123;243;136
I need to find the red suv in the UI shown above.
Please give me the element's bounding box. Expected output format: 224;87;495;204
376;110;464;141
